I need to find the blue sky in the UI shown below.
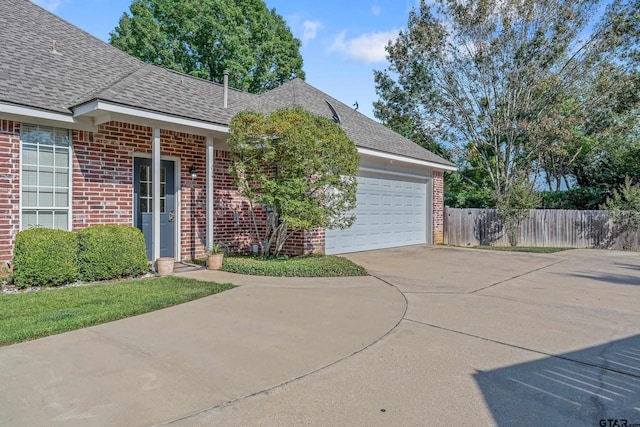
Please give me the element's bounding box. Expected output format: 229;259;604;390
32;0;419;119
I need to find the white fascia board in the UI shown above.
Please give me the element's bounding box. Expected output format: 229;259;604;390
73;100;229;134
357;147;457;171
0;101;78;124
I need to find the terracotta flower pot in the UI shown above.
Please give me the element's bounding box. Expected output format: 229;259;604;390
207;253;224;270
156;257;175;276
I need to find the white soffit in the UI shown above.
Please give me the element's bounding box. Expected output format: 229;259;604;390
357;147;457;171
73;100;229;136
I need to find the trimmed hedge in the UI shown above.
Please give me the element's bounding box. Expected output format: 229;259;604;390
77;225;149;281
221;255;368;277
13;228;79;288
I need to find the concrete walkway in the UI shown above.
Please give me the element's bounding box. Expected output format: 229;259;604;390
0;272;405;426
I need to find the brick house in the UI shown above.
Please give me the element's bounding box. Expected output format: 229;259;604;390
0;0;455;266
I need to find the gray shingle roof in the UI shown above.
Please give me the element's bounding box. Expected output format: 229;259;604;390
249;79;454;167
1;0;454;168
1;0;142;114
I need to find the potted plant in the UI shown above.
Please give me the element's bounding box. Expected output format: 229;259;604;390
156;257;174;276
206;242;227;270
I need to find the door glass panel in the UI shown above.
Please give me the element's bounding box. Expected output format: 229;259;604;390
160;167;166;213
139;165;152;213
137;164;169;213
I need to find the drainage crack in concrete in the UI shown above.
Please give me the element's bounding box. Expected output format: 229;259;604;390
468;259;567;294
403;317;640;380
158;275;409;426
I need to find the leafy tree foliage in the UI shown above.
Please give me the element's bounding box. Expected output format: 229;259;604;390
602;176;640;250
110;0;305;93
374;0;640;201
495;177;540;246
228;108;359;257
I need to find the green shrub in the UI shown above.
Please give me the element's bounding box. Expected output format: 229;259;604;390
222;255;367;277
13;228;79;288
77;225;149;281
539;187;606;210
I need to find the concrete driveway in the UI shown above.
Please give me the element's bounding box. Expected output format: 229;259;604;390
183;247;640;427
1;247;639;426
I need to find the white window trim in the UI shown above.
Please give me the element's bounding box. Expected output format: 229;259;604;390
19;123;73;231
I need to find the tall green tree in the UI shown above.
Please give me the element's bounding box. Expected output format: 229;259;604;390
374;0;640;200
110;0;305;93
602;176;640;249
228;108;359;257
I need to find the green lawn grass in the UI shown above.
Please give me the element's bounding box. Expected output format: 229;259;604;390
217;254;368;277
473;246;572;253
0;277;234;346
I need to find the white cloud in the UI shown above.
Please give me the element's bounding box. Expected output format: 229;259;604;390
302;20;323;44
371;5;381;16
31;0;63;12
328;29;400;63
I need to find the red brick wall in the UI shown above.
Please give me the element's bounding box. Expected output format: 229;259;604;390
73;122;210;261
0;121;21;265
432;171;445;244
211;150;319;255
213;150;265;253
1;118;316;264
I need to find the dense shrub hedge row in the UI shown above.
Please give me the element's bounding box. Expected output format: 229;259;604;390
13;228;79;288
78;225;148;282
12;225;149;288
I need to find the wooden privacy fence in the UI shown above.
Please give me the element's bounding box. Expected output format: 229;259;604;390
444;208;640;250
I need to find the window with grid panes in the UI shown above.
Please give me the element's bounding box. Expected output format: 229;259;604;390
20;124;71;230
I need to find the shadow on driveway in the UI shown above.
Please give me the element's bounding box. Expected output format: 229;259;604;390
475;334;640;426
559;272;640;286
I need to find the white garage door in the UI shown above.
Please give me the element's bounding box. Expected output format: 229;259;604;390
325;173;429;254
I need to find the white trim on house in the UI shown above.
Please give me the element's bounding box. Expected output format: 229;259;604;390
206;137;214;250
357;147;457;172
73;100;229;137
152;128;161;262
0;102;95;130
359;166;431;181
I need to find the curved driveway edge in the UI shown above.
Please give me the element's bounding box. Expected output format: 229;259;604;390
0;272;406;427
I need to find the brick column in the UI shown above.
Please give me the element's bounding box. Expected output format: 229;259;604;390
0;120;21;264
432;171;444;244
